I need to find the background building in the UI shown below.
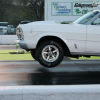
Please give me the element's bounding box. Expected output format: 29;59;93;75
45;0;100;22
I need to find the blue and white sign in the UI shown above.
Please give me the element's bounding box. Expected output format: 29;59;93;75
51;2;72;16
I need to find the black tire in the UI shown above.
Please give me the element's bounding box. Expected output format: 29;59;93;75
31;50;37;60
36;40;64;68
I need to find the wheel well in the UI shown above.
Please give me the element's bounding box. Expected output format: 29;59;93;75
36;36;70;56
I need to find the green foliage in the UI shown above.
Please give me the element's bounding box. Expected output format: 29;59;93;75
0;50;34;60
0;0;44;27
0;50;100;60
22;0;44;21
0;0;13;21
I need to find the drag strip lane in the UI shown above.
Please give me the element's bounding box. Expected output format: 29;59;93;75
0;60;100;86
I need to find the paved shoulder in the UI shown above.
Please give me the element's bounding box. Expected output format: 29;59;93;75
0;45;21;50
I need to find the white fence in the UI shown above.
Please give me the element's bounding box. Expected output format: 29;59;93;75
0;35;17;45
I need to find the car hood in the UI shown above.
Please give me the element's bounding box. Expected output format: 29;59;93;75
20;20;76;34
20;21;60;26
32;21;60;25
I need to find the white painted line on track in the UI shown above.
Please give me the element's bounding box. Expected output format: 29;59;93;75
0;85;100;100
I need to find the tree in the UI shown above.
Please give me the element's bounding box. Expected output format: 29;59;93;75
22;0;44;21
0;0;44;26
0;0;13;21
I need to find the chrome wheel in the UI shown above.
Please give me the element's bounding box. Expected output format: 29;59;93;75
42;45;59;62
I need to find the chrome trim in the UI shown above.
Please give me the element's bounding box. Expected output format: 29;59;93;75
16;27;24;40
42;45;59;62
15;40;28;49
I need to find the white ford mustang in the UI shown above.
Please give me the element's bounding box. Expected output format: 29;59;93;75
15;10;100;68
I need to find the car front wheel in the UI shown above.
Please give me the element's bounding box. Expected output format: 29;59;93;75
36;40;64;68
31;50;37;60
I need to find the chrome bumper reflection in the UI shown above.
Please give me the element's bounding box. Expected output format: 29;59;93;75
15;40;28;49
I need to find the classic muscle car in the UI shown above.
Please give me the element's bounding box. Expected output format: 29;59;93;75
15;10;100;67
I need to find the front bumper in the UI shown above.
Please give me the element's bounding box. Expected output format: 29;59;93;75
15;40;29;49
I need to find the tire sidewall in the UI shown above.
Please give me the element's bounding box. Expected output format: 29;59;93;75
36;40;64;67
31;50;37;60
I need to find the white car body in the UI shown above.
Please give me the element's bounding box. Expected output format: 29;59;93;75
19;21;86;52
0;26;7;35
15;10;100;67
0;22;9;35
8;25;15;34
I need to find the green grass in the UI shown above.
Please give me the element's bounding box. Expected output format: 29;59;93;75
0;50;34;60
71;56;100;60
0;50;100;60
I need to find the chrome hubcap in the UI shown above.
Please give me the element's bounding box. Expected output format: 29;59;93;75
42;45;59;62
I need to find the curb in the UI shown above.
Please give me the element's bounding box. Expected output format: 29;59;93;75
0;85;100;100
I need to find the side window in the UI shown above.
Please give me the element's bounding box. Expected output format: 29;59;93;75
92;17;100;25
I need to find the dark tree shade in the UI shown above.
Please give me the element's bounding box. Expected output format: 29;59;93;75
0;0;13;21
0;0;45;27
22;0;44;21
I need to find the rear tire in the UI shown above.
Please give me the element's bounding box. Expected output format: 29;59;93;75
36;40;64;68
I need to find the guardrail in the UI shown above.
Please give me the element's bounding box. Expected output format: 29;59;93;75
0;85;100;100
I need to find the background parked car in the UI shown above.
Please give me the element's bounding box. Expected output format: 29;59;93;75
7;25;16;35
0;22;9;35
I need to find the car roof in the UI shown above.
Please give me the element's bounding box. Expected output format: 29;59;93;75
0;22;8;23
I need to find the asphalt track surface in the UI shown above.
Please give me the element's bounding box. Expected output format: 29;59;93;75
0;60;100;86
0;45;100;86
0;45;21;50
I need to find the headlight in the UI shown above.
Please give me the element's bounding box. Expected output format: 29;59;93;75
16;27;24;40
16;26;22;33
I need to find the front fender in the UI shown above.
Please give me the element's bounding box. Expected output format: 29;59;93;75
36;33;69;49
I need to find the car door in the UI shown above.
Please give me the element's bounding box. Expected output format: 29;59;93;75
86;16;100;53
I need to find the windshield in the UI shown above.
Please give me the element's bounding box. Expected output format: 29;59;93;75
73;11;99;24
0;23;8;26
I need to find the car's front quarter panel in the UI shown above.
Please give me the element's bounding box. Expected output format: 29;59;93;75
20;22;87;53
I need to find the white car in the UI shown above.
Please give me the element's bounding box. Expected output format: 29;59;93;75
8;25;15;34
15;10;100;68
0;22;9;35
